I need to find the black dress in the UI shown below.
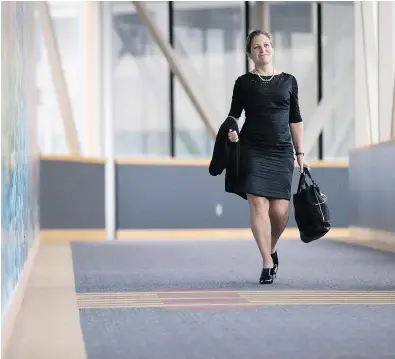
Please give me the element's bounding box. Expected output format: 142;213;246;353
228;72;303;201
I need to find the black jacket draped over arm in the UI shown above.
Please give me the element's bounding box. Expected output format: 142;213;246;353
209;117;247;200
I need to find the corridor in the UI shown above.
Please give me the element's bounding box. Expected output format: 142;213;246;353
4;235;395;359
2;1;395;358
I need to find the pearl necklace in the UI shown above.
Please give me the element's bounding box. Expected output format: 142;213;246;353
254;67;276;82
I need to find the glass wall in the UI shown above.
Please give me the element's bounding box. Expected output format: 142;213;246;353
33;1;357;160
173;1;245;157
111;1;170;157
104;1;355;160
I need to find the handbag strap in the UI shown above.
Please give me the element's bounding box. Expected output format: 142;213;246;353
297;172;307;193
296;167;317;193
303;167;317;186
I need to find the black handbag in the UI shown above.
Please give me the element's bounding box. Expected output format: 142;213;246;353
293;167;331;243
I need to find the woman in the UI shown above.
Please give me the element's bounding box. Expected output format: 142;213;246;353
227;30;307;284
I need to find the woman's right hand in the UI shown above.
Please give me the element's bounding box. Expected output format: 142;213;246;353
228;129;239;143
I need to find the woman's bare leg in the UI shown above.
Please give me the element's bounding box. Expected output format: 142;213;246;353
247;194;274;268
269;199;290;252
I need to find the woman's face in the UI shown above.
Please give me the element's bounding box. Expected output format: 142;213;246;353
249;34;273;65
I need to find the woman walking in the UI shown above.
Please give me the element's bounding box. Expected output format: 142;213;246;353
227;30;307;284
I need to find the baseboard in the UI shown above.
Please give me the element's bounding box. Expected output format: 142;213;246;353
39;228;349;241
347;226;395;253
40;229;107;242
1;236;41;357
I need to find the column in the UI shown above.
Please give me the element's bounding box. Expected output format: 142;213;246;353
255;1;270;32
102;1;116;240
378;1;395;142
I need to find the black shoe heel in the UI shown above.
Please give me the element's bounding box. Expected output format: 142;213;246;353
259;267;274;284
271;251;279;277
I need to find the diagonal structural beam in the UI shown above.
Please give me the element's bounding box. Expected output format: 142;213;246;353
328;112;353;158
303;76;352;157
36;1;81;155
303;49;354;158
132;1;217;140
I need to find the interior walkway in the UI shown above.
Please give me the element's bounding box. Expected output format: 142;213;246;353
4;236;395;359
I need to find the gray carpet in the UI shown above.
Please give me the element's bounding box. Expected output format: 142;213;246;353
70;239;395;359
79;306;395;359
71;239;395;292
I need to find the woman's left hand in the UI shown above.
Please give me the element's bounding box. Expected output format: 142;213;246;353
297;154;309;173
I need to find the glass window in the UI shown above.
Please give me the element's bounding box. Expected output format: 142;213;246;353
111;1;170;157
249;1;318;159
37;1;86;155
173;1;245;157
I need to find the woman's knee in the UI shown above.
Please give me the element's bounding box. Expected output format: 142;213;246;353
269;200;290;220
247;194;270;213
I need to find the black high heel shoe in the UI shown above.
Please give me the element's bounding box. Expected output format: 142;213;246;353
259;267;274;284
271;251;279;277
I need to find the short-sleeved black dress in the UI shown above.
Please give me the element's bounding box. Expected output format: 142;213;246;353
228;72;303;201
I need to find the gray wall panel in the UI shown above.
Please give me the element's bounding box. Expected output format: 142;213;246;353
116;165;248;229
40;159;105;229
349;141;395;233
117;164;349;229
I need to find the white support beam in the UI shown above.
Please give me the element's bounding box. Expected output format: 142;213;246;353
378;1;395;143
392;73;395;140
36;1;81;155
102;2;116;240
132;1;217;139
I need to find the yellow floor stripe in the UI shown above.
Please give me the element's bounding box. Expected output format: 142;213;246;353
77;301;395;309
76;290;395;295
76;290;395;309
